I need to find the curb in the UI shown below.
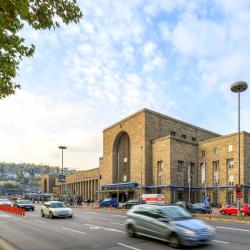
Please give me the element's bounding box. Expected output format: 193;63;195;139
0;236;21;250
195;216;250;224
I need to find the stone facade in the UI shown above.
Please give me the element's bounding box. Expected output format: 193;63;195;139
55;168;99;200
40;175;55;193
50;108;250;205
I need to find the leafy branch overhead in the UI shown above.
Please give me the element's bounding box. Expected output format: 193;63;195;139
0;0;83;99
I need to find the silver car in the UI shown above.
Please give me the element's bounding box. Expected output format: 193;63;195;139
126;205;215;248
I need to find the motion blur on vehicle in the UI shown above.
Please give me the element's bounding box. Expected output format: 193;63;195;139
126;204;216;248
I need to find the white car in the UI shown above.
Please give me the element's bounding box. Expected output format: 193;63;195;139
0;198;12;206
41;201;73;219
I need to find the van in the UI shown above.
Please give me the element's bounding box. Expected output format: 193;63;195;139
141;194;166;205
99;198;118;208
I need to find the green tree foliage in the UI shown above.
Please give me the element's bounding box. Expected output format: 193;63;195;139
0;0;83;99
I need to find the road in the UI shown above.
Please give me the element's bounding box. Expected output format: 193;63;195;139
1;205;250;250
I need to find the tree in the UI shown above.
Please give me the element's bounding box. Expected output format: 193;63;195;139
0;0;83;99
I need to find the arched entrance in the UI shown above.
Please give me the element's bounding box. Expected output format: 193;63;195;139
113;131;130;183
44;179;47;193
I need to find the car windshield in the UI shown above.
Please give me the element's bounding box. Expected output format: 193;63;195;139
18;200;31;204
50;202;66;208
103;198;111;201
160;206;193;221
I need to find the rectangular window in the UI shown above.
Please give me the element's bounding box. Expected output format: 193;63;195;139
227;159;234;169
190;162;195;174
157;161;163;172
159;176;164;185
177;174;183;186
213;148;219;155
177;161;184;172
213;161;219;171
228;144;233;152
182;134;186;139
228;175;234;186
201;150;206;157
192;137;196;142
171;131;176;136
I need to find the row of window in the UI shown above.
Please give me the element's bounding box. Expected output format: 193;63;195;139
170;131;196;142
201;144;233;157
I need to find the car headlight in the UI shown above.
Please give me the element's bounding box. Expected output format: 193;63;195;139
180;229;197;236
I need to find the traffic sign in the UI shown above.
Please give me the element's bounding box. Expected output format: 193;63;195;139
58;174;66;182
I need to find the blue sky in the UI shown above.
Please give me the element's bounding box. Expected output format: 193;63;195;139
0;0;250;169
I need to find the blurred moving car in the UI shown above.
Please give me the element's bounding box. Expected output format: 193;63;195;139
0;198;12;206
219;205;238;215
126;205;215;248
99;198;118;208
13;200;35;211
41;201;72;219
123;199;146;209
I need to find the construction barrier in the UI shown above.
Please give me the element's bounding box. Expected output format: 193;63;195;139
0;205;25;217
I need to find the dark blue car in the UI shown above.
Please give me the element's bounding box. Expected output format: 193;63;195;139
99;198;118;208
192;203;211;214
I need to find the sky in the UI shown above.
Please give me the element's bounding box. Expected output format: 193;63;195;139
1;0;250;170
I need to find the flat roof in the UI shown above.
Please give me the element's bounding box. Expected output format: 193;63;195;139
103;108;221;136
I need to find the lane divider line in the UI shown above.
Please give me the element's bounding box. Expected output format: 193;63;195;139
34;220;47;224
111;222;125;226
111;215;127;218
117;243;141;250
216;226;250;232
212;240;229;244
62;227;86;235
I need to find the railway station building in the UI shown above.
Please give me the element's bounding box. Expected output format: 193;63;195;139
55;108;250;206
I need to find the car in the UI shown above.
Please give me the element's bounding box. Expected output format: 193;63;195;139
99;198;118;208
192;203;211;214
240;203;250;216
0;198;12;206
126;204;215;248
219;205;238;215
41;201;73;219
123;199;146;209
13;200;35;211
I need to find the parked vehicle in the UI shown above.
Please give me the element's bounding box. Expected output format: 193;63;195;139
192;203;211;214
41;201;72;219
99;198;118;208
240;203;250;216
141;194;166;205
219;205;238;215
0;198;12;206
126;204;215;248
13;200;35;211
123;199;146;209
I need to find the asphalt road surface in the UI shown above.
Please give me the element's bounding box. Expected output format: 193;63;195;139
1;205;250;250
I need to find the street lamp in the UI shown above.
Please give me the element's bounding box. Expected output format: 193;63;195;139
140;146;143;204
230;81;248;215
58;146;67;199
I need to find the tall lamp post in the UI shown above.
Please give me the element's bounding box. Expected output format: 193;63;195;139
230;81;248;215
140;146;143;204
58;146;67;200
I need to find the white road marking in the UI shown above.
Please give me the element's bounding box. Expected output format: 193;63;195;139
111;215;127;218
85;212;98;214
117;243;141;250
212;240;229;244
84;223;125;233
35;220;47;224
216;226;250;232
62;227;86;235
111;222;125;226
0;222;5;224
0;213;11;218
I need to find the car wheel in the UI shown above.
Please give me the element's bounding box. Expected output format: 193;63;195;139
49;212;54;219
127;224;136;238
221;210;226;215
69;215;73;218
168;234;180;248
41;210;45;217
32;208;35;211
241;211;246;216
